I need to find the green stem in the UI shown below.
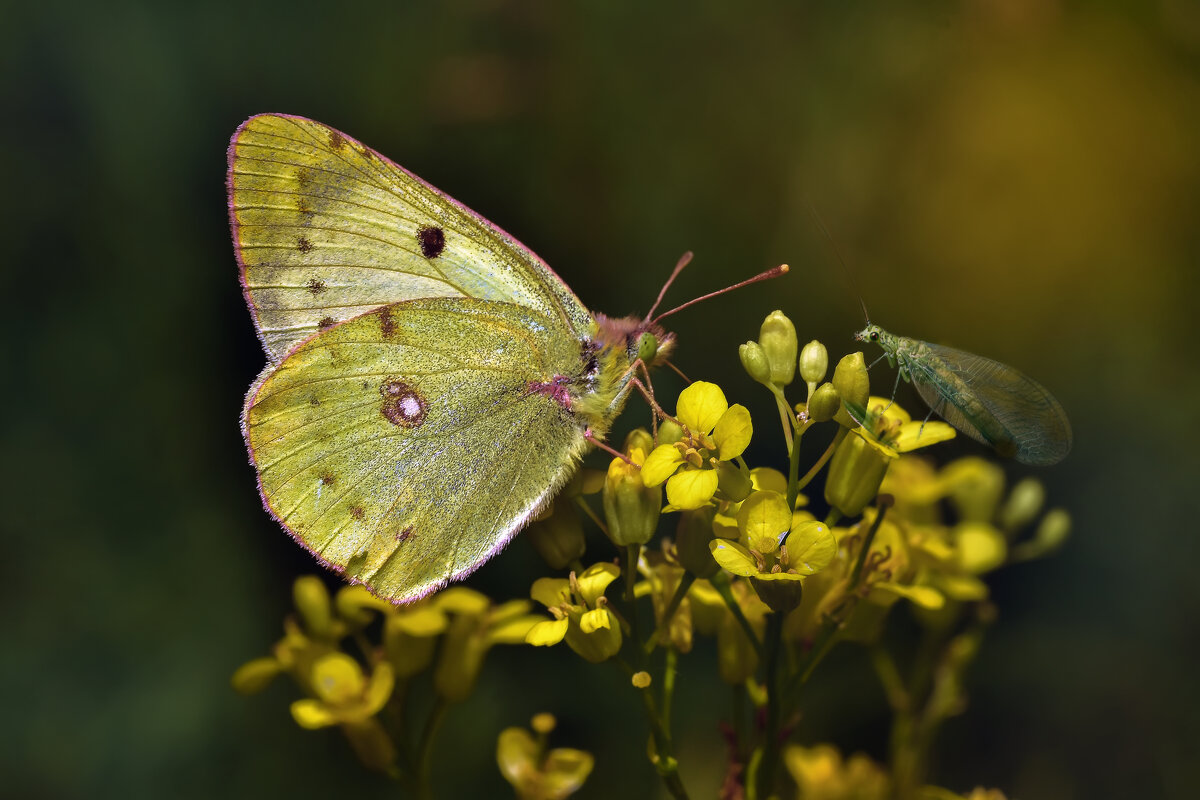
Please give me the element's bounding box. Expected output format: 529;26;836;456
711;574;764;662
795;426;846;493
786;419;812;511
756;613;785;800
614;658;691;800
644;573;697;656
414;697;449;800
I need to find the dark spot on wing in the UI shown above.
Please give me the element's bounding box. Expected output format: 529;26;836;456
417;225;446;258
297;236;313;253
361;380;370;389
379;306;396;338
320;473;336;486
306;278;326;295
328;130;346;152
310;396;320;406
318;316;336;330
396;526;414;544
296;168;311;188
349;506;365;520
380;379;428;427
297;197;313;218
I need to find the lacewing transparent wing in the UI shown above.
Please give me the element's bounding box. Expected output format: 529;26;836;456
856;324;1072;466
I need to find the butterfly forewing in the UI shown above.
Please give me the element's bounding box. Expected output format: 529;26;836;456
908;343;1072;466
229;114;591;361
243;297;590;603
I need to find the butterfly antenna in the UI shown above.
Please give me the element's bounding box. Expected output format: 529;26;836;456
644;251;694;322
650;264;790;325
803;199;869;323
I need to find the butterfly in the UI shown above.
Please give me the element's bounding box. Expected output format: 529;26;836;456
229;114;677;604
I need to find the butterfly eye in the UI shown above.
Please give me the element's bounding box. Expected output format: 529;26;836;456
636;332;659;364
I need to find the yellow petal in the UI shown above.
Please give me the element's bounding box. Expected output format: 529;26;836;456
542;748;596;796
785;521;837;575
496;727;539;786
531;577;572;609
749;467;787;494
290;699;338;729
677;381;728;433
641;444;684;486
708;538;759;577
713;403;753;459
893;420;956;452
737;490;792;554
576;563;621;605
434;586;491;615
362;662;395;715
525;618;569;646
310;653;365;704
873;582;945;609
955;522;1007;574
487;614;544;644
579;607;613;634
666;468;719;510
230;657;282;695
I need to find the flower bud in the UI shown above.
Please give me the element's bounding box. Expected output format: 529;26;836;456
527;500;586;570
231;657;282;694
739;341;772;386
824;433;890;517
799;339;828;395
604;454;662;547
715;459;753;503
805;382;840;422
999;477;1045;531
832;352;870;427
758;310;797;386
293;576;333;637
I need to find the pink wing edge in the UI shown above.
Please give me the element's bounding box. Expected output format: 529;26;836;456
227;112;584;361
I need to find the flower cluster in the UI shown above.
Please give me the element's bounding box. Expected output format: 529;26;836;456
236;309;1069;800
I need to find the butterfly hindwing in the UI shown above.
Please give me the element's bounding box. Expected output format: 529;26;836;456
243;297;590;602
228;114;592;361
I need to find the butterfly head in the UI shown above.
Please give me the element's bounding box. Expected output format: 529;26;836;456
593;314;676;367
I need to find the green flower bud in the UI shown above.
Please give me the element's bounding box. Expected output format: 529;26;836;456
603;454;662;547
806;382;841;422
999;477;1045;531
657;419;686;446
739;341;772;386
799;339;828;395
675;507;720;579
293;576;333;637
715;459;753;503
527;500;586;570
832;352;870;427
758;310;798;386
342;719;398;773
824;433;890;517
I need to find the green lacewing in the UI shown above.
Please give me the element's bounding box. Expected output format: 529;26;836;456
855;323;1072;466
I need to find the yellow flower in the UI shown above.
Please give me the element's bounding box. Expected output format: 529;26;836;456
642;382;752;510
290;652;393;729
848;397;956;458
497;715;594;800
709;512;836;614
784;743;891;800
525;564;623;662
603;429;661;546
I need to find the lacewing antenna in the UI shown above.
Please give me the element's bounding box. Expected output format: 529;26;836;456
803;200;869;323
649;263;790;326
644;251;694;322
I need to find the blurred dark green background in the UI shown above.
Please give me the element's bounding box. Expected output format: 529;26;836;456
3;1;1197;797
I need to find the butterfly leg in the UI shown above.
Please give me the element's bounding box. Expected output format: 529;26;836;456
583;428;636;465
